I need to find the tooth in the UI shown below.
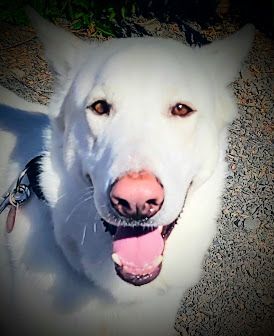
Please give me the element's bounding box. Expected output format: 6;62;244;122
153;255;163;266
112;253;122;266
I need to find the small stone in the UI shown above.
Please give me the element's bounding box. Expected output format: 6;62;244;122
244;217;260;231
231;163;237;171
233;219;241;227
261;295;273;306
11;68;25;79
179;327;190;336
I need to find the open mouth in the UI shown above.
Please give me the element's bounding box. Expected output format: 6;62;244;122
103;220;176;286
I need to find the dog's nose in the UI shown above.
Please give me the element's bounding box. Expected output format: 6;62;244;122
110;171;164;219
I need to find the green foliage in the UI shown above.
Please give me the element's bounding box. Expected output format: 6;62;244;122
0;0;29;25
0;0;139;37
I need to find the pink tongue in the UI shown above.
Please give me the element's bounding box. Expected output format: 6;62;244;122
113;227;164;270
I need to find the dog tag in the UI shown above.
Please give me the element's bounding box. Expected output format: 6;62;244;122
1;184;31;233
0;193;17;233
6;204;17;233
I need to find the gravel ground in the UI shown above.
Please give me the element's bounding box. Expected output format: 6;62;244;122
0;16;273;336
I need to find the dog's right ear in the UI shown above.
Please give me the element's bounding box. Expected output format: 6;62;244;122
26;6;90;79
200;24;255;86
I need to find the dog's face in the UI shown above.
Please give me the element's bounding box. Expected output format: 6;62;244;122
31;9;254;293
72;41;210;226
64;43;214;286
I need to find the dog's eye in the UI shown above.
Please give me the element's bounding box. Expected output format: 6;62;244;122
171;103;194;117
88;100;111;115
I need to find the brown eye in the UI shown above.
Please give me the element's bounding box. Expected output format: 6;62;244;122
171;103;194;117
88;100;111;115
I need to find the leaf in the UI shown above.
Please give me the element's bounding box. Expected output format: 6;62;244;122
121;6;126;19
74;12;85;19
82;13;90;26
108;8;116;22
131;3;136;15
72;20;82;29
96;23;115;37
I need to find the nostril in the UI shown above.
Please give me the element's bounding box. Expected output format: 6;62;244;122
110;196;135;217
141;199;162;218
113;197;131;210
146;199;161;206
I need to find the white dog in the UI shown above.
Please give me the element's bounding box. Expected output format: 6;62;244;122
0;8;254;336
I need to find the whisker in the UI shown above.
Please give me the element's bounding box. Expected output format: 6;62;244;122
94;211;101;221
56;184;94;203
81;185;95;194
65;195;93;223
55;192;67;202
81;225;87;245
55;186;94;205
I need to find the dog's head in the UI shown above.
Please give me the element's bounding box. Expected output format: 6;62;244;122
28;8;254;291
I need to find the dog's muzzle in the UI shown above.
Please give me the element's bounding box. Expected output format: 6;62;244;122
95;172;191;286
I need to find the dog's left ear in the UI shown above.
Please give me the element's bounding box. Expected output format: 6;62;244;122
201;24;255;86
26;6;91;79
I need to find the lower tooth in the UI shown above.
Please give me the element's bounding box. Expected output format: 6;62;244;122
153;255;163;266
112;253;122;266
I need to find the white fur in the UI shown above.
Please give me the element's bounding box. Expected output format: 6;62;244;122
0;9;254;336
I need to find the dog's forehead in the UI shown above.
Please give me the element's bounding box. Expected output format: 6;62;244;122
75;38;208;106
99;39;199;84
80;38;207;103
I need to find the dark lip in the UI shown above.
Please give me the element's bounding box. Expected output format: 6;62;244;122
102;220;175;240
114;264;162;286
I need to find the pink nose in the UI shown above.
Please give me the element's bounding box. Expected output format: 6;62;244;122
110;171;164;219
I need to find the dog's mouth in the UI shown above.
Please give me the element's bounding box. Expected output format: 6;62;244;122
102;220;176;286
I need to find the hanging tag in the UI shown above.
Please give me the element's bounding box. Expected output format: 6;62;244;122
2;184;31;233
1;164;33;233
6;205;17;233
